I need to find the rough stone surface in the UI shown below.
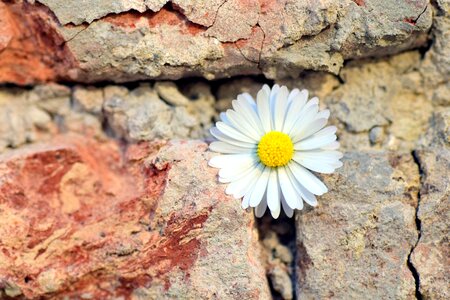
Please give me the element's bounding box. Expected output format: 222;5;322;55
411;109;450;300
73;85;105;115
0;0;433;84
0;135;271;299
280;50;445;152
0;83;215;153
0;1;448;298
102;84;214;140
295;151;420;299
155;81;190;106
0;1;77;85
0;85;69;151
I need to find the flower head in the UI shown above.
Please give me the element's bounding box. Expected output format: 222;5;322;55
208;84;343;218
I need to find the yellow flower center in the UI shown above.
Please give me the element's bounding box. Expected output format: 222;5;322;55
257;131;294;167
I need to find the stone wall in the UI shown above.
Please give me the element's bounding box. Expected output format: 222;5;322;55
0;0;448;299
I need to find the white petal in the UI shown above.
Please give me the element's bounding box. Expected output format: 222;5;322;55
256;88;272;132
287;88;300;103
255;196;267;218
278;167;301;209
298;118;328;141
322;141;340;150
209;141;256;154
274;86;289;131
285;166;318;207
226;109;262;140
267;170;281;218
293;156;337;174
292;117;327;143
289;104;319;137
281;194;294;218
284;168;304;210
210;127;255;148
241;92;257;107
219;160;258;182
316;109;330;120
295;150;343;162
288;162;328;195
226;163;263;198
220;112;228;122
216;122;256;143
269;84;280;129
242;191;251;209
294;132;337;150
233;98;264;133
238;171;262;201
298;186;317;207
283;90;308;133
314;125;337;136
209;153;255;169
304;97;319;109
249;167;270;207
301;89;309;101
218;176;229;183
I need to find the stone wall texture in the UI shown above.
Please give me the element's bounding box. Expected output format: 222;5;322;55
0;137;270;299
0;0;449;299
0;0;434;84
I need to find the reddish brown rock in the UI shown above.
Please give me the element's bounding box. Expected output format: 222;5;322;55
0;1;77;85
0;135;270;299
0;0;432;84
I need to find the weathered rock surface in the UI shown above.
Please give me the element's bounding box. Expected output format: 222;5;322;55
0;84;71;151
0;0;433;84
411;109;450;299
0;82;215;152
0;1;77;85
281;45;450;153
103;83;215;141
0;1;448;298
259;221;295;300
0;135;271;299
295;151;420;299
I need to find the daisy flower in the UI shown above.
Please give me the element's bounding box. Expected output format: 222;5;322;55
208;84;343;219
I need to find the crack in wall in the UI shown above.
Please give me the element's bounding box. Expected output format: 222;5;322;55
235;43;259;65
209;0;228;30
256;23;266;71
407;150;424;300
414;4;429;23
256;213;297;300
64;26;89;44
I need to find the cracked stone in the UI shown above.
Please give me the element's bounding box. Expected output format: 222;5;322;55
296;151;420;299
206;0;260;42
0;0;433;84
411;108;450;300
38;0;149;25
0;135;271;299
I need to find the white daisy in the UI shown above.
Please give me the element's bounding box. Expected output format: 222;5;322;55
208;84;343;219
